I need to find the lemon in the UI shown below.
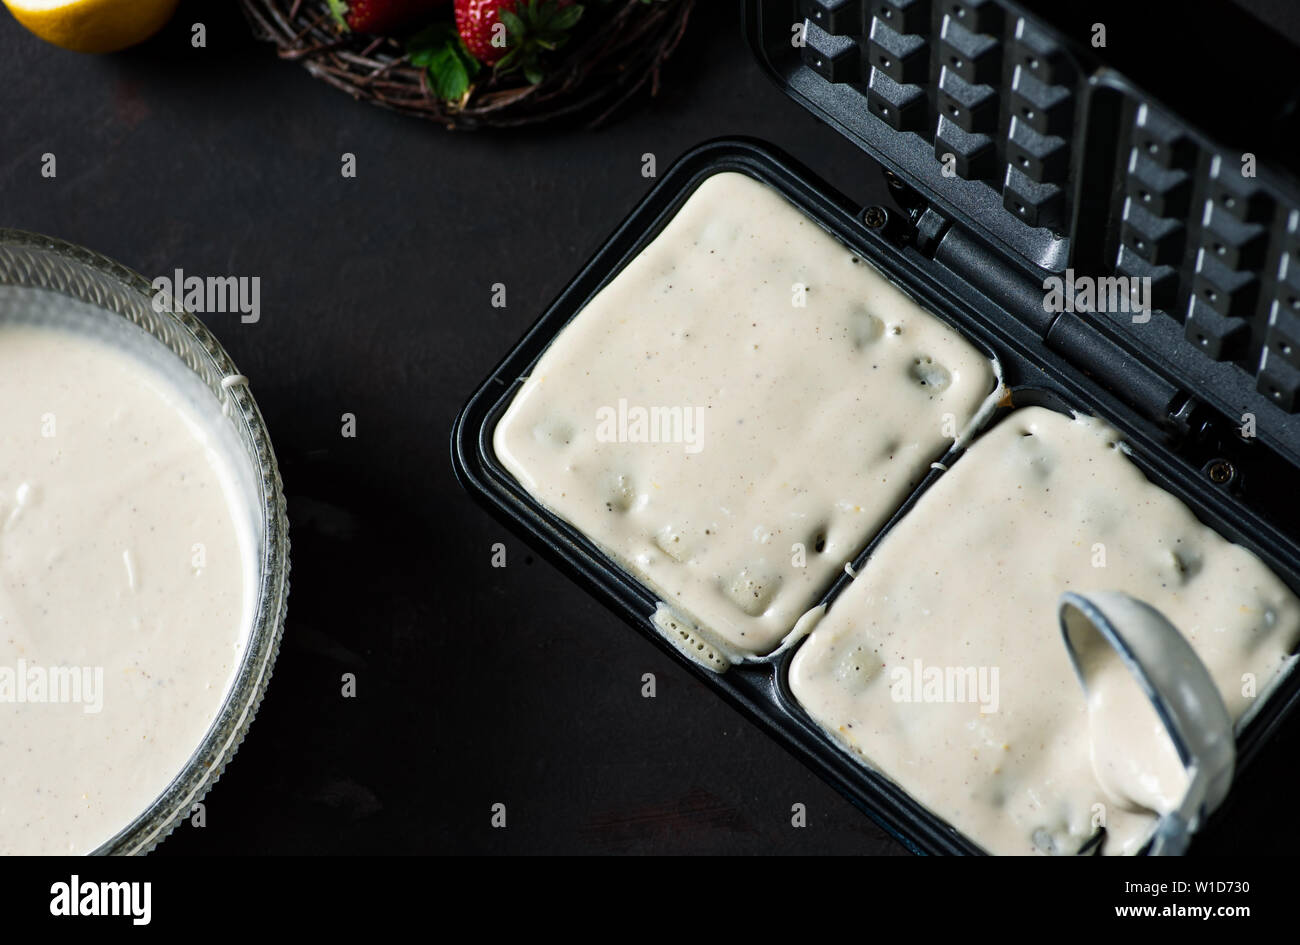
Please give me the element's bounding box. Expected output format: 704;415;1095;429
3;0;180;54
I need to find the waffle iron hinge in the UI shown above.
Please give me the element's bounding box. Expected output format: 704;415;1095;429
925;218;1206;442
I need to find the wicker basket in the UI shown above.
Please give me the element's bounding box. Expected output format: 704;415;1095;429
237;0;696;129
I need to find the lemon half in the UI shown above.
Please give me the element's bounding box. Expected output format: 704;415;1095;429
3;0;180;54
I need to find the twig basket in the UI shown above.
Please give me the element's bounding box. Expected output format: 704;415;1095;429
238;0;696;129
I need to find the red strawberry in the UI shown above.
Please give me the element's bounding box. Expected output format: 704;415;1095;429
328;0;448;35
454;0;583;79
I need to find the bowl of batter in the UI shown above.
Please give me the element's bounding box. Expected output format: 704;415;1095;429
0;231;289;855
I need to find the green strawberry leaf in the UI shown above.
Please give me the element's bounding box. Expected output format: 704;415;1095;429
495;46;522;72
499;10;527;40
432;56;471;100
492;1;584;82
325;0;350;30
551;6;584;30
407;25;482;102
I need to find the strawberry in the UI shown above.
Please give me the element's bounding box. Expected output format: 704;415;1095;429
454;0;583;80
327;0;448;35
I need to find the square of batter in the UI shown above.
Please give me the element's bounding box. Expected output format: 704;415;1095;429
493;171;997;660
789;406;1300;854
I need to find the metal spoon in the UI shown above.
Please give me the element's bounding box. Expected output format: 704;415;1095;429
1059;591;1235;856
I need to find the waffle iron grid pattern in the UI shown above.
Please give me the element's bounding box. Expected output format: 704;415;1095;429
796;0;1300;416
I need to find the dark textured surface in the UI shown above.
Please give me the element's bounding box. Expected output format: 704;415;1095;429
0;0;1296;855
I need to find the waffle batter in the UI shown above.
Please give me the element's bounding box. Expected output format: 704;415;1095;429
789;406;1300;854
494;171;998;659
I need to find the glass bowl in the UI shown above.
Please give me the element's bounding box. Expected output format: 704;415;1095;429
0;230;289;855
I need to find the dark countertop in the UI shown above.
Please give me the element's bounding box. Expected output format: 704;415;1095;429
0;0;1296;855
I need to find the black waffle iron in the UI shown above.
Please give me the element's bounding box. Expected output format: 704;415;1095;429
452;0;1300;854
